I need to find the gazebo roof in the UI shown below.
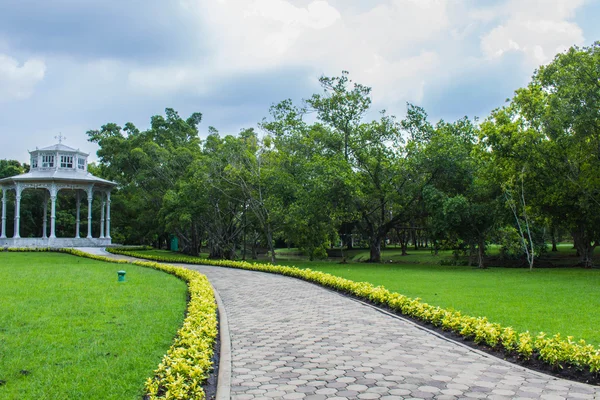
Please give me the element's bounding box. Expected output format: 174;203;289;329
0;141;116;188
0;169;117;187
32;143;89;156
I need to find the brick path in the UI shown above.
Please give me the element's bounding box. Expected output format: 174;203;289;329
79;249;599;399
187;265;600;400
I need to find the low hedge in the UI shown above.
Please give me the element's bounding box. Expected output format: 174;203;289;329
3;247;217;400
107;248;600;375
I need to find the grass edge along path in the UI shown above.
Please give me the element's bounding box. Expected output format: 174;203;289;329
107;248;600;381
1;247;218;400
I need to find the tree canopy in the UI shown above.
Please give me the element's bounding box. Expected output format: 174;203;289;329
70;41;600;267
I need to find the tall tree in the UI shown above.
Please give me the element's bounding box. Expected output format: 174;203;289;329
261;101;356;260
305;71;372;161
484;42;600;267
87;108;203;246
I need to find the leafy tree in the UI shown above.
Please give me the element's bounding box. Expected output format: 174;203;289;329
0;160;27;179
261;101;355;260
87;108;203;247
422;117;505;268
484;42;600;267
305;70;372;161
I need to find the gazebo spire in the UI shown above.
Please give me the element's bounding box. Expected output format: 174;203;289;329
55;133;67;144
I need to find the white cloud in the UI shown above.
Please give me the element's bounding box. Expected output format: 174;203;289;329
0;54;46;101
244;0;341;30
361;51;440;104
128;65;208;95
129;0;452;107
480;0;586;64
193;0;342;71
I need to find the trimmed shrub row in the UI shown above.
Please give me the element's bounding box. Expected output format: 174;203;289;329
3;247;217;400
108;248;600;375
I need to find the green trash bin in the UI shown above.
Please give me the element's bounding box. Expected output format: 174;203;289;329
170;235;179;252
117;270;126;282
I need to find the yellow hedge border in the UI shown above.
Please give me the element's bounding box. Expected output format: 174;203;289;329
1;247;217;400
107;248;600;375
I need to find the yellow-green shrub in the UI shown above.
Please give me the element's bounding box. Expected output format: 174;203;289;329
500;327;518;352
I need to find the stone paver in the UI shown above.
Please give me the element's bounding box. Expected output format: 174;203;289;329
185;265;600;399
82;249;599;400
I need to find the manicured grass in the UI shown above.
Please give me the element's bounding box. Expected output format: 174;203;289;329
138;248;600;346
274;258;600;346
0;252;187;400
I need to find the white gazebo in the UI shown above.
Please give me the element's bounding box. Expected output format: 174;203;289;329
0;142;117;248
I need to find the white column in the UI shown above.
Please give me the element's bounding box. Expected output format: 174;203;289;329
42;192;48;239
75;190;81;238
1;187;7;239
13;184;22;239
100;192;105;239
50;185;57;239
87;188;93;239
106;191;111;240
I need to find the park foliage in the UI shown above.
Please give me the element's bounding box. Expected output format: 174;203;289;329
79;42;600;268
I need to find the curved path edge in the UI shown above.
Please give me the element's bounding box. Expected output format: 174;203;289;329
212;283;233;400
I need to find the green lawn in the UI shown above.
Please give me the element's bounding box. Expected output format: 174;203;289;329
141;247;600;346
279;259;600;345
275;247;600;346
0;252;187;400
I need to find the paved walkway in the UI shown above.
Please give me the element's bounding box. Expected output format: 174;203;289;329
80;249;600;399
187;265;599;400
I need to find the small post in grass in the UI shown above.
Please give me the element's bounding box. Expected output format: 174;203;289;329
117;270;126;282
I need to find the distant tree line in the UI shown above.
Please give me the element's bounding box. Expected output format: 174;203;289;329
3;42;599;268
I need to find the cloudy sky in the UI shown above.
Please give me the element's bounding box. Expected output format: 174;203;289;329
1;0;599;163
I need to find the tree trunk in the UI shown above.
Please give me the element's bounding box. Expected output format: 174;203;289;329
242;212;247;261
209;246;223;259
191;223;200;257
468;241;476;266
369;236;382;263
412;228;418;251
572;227;596;268
580;247;595;268
401;241;408;256
231;240;237;260
242;239;246;260
551;227;558;252
251;240;258;260
398;229;408;256
266;226;276;264
477;236;486;269
343;234;354;250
